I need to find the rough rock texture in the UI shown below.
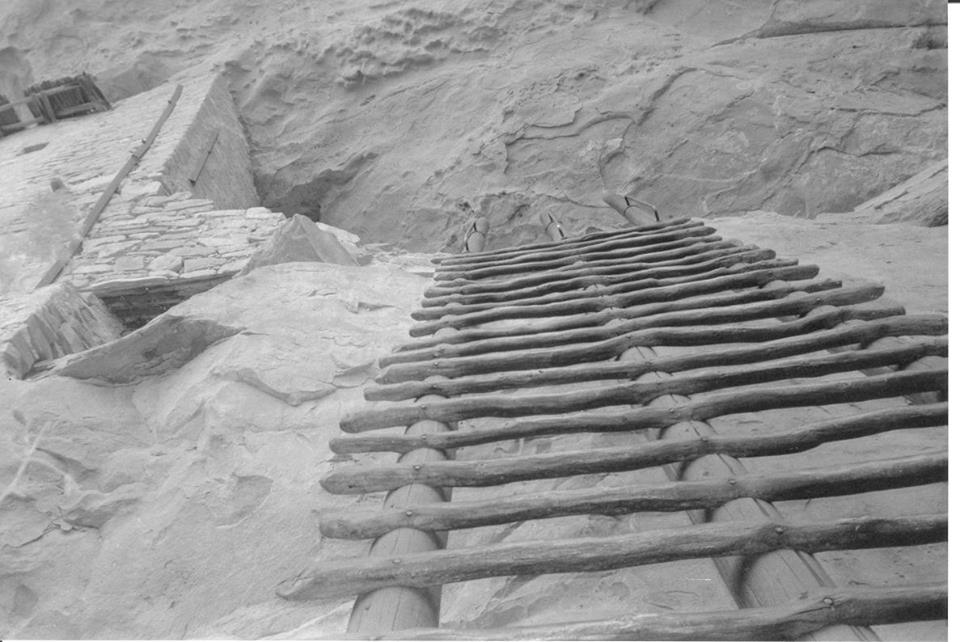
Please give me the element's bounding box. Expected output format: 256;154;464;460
0;75;265;295
0;0;945;251
241;214;360;275
819;159;947;227
0;260;432;638
708;211;948;315
0;283;123;379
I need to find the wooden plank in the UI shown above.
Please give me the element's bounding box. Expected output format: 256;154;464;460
423;245;774;299
434;234;728;282
409;273;835;341
348;339;946;431
437;222;711;270
386;584;947;641
386;284;882;380
412;261;815;321
275;513;946;601
332;368;946;453
433;218;695;264
369;312;944;401
321;452;946;536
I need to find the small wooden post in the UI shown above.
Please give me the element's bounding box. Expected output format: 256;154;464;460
463;217;490;253
603;191;660;226
539;212;565;242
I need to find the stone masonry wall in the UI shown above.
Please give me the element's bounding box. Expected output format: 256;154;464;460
0;283;124;379
61;191;284;289
153;75;260;209
0;73;262;296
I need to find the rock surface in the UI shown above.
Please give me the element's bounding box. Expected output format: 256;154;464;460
0;0;946;250
240;214;360;275
0;260;432;638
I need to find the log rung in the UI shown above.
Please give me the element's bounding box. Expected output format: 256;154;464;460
276;513;946;601
385;584;947;641
333;368;946;452
348;338;947;432
388;283;882;380
367;314;947;401
321;451;946;537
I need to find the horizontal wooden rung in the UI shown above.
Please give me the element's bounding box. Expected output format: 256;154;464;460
276;513;946;601
386;283;880;381
334;368;946;453
433;218;696;265
347;338;946;432
321;451;946;535
434;235;729;283
409;273;835;342
423;245;776;300
436;220;707;270
421;248;779;308
412;261;813;322
370;310;942;401
385;584;946;641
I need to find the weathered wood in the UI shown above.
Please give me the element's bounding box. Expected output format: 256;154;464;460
424;244;775;300
345;322;460;637
345;398;451;635
411;274;836;344
437;222;711;271
413;261;816;321
386;584;947;641
539;212;565;242
369;312;944;401
347;339;945;432
462;217;489;253
276;513;946;601
321;452;945;536
421;248;779;308
434;235;728;282
333;368;946;453
386;284;882;380
409;265;822;337
626;282;866;641
434;218;696;265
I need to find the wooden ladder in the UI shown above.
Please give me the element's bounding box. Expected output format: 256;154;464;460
278;216;947;640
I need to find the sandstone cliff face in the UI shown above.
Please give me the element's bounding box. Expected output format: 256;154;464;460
0;0;945;250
